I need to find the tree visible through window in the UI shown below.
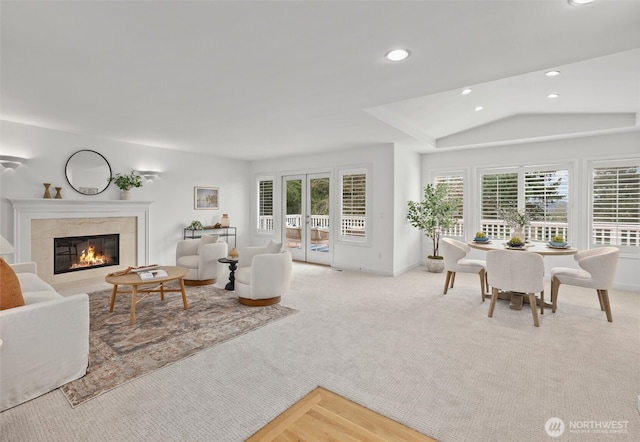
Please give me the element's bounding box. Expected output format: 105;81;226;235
257;179;273;231
434;174;464;237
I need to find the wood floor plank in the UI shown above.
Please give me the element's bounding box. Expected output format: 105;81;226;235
245;387;437;442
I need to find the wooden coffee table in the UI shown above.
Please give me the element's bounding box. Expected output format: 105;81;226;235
105;266;189;325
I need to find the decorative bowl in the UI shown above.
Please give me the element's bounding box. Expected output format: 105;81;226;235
549;241;568;248
474;236;489;242
507;241;525;248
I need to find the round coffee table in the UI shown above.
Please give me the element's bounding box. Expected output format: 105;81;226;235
105;266;189;325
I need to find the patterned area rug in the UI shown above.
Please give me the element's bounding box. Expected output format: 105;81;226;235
60;283;297;407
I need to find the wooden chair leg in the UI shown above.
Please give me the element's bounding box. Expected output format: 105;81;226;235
485;272;489;293
443;271;453;294
450;272;456;288
600;290;613;322
540;289;544;315
551;277;561;313
597;290;605;311
528;293;540;327
488;287;499;318
478;269;486;302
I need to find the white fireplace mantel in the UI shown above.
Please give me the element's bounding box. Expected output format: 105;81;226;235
10;198;153;265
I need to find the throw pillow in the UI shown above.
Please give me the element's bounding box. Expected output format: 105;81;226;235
0;258;25;310
197;234;219;254
266;240;283;254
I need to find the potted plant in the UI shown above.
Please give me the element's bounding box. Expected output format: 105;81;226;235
407;184;460;273
500;207;530;241
108;171;143;200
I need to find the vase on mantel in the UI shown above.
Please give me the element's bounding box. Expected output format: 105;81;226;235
43;183;51;199
54;187;62;199
121;190;131;200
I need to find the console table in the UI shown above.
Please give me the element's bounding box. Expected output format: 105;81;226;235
183;226;237;248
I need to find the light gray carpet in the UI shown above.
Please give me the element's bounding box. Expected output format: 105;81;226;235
1;263;638;441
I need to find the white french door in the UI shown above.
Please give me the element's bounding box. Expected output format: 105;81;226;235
283;173;331;265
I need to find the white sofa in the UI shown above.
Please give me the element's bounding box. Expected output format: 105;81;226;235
0;262;89;411
235;244;293;306
176;236;229;286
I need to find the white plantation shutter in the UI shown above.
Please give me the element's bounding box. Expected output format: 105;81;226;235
592;165;640;246
481;172;518;220
525;169;569;240
434;174;464;236
340;169;367;240
257;179;274;231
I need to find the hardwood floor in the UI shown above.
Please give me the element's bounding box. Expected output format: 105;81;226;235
246;387;437;441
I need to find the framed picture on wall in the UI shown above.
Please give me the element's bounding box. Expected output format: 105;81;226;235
194;186;219;210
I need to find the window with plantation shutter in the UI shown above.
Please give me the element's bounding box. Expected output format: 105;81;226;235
434;174;464;237
257;178;274;231
481;172;518;239
591;163;640;247
525;169;569;241
340;168;368;241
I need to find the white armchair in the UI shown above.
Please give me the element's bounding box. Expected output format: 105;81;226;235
176;234;228;286
550;247;619;322
235;242;293;306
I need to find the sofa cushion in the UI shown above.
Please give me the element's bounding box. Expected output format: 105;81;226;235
23;291;62;305
266;240;282;254
17;272;56;293
0;258;25;310
197;234;219;254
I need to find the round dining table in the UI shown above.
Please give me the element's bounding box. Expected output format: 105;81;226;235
467;240;577;310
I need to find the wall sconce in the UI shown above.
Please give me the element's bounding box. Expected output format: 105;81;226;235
136;170;161;181
0;155;26;169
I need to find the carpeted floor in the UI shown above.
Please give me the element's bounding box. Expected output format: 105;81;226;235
61;284;297;407
2;263;639;441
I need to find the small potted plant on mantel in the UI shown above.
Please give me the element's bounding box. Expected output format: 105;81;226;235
108;171;143;200
407;184;460;273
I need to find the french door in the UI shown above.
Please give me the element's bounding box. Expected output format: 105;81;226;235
283;173;331;265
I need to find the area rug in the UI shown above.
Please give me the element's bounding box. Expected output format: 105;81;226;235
60;283;297;407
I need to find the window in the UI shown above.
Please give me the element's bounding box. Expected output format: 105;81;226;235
434;174;464;237
339;168;368;242
480;166;569;240
591;163;640;248
257;178;274;232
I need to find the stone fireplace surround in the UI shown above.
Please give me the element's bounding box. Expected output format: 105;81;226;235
10;199;152;287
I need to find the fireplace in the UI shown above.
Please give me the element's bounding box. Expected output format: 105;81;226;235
54;234;120;274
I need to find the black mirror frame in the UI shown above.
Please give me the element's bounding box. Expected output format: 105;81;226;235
65;149;112;195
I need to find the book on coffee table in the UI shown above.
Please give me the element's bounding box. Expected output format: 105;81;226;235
138;269;168;280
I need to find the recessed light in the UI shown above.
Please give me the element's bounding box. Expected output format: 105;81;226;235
545;70;561;77
568;0;594;5
384;49;410;62
548;93;560;99
461;88;472;95
475;106;484;112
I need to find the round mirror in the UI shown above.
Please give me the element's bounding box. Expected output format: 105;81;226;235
65;150;112;195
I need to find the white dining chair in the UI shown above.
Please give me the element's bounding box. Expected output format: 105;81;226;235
440;238;488;301
486;250;544;327
550;247;619;322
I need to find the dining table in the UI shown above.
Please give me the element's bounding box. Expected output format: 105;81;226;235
467;239;578;310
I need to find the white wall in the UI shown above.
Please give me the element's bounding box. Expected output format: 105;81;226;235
249;144;397;276
393;144;423;275
422;130;640;291
0;121;250;267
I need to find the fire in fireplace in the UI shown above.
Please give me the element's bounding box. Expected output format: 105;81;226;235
54;234;120;274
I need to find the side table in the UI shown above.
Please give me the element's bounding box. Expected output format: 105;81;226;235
218;257;238;290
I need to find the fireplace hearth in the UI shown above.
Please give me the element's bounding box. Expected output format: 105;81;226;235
54;234;119;274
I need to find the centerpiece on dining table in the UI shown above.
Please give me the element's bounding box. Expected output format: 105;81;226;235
500;207;530;242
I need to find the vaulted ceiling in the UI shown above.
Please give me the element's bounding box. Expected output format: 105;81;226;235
1;1;639;161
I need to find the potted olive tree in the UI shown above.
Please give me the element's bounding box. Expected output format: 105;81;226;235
108;171;143;200
407;183;460;273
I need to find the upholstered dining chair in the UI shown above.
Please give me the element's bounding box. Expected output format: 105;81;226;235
550;247;619;322
440;237;488;301
487;250;544;327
